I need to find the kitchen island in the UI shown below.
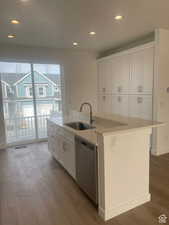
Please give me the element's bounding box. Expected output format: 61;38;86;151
47;111;162;221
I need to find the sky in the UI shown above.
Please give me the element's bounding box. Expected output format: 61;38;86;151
0;62;60;74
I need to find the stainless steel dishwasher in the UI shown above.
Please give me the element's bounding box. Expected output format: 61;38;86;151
75;136;98;205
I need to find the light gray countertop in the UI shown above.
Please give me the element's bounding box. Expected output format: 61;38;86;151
48;111;164;145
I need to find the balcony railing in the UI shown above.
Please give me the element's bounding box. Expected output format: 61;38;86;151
5;114;50;143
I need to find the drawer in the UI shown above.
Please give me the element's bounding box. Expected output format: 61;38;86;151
47;120;75;143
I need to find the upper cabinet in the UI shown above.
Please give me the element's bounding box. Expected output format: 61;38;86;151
130;46;154;95
97;43;154;120
98;58;112;94
112;54;130;94
98;44;154;96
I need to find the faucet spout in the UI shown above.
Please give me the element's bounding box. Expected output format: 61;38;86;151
79;102;93;125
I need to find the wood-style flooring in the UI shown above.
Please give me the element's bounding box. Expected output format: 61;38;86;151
0;142;169;225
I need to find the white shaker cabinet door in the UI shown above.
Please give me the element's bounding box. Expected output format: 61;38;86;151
54;134;63;161
129;95;152;120
112;95;129;117
98;59;112;94
61;138;76;179
98;94;112;113
130;47;154;95
112;54;130;94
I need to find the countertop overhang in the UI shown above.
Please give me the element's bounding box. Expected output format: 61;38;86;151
48;112;164;145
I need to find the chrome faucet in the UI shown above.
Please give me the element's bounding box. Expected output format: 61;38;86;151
80;102;93;125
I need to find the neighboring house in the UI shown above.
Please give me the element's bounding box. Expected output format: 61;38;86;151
1;71;62;118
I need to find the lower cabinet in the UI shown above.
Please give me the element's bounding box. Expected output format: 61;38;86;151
61;138;76;179
47;121;76;180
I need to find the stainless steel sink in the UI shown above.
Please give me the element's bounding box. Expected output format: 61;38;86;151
65;122;95;130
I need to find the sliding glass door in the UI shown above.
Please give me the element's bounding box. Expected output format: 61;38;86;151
0;62;62;145
33;64;62;138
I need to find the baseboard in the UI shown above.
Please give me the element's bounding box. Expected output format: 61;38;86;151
151;147;169;156
99;193;151;221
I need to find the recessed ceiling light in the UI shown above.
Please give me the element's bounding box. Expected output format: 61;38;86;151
89;31;96;36
11;19;20;24
8;34;16;39
114;15;123;20
73;42;78;46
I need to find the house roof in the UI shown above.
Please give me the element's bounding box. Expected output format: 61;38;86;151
1;73;26;85
0;71;61;86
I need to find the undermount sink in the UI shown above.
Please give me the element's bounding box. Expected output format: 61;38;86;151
64;122;95;130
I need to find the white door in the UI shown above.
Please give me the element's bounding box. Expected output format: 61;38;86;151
98;94;112;113
112;95;129;117
130;47;154;95
129;95;152;120
112;54;130;94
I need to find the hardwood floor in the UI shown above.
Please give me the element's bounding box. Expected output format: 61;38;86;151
0;142;169;225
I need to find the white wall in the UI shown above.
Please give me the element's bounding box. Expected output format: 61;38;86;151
0;44;98;112
152;29;169;155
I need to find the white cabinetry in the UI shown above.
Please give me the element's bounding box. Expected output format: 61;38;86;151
61;137;76;178
112;54;130;94
112;95;129;117
130;46;154;95
47;120;76;179
47;121;60;159
97;43;154;120
98;94;112;113
129;95;152;120
98;58;112;94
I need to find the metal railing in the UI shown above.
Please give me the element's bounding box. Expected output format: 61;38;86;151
5;114;50;143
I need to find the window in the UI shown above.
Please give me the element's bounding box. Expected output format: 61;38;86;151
39;87;44;96
29;87;33;97
54;86;61;98
37;86;46;97
26;87;33;97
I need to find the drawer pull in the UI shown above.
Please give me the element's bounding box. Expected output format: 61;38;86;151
102;95;106;101
118;96;122;102
102;88;106;92
117;86;122;92
138;85;143;92
137;97;143;104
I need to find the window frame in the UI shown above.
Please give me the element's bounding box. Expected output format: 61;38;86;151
25;86;33;98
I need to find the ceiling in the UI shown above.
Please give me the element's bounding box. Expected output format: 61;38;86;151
1;0;169;52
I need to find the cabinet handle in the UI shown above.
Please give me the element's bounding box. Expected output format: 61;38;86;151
102;95;106;101
117;86;122;92
137;97;143;104
138;85;143;92
118;96;122;102
102;87;106;92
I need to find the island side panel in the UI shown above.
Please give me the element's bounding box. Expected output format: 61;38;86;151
98;128;152;221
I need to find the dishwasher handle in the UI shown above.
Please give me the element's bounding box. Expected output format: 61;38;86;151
76;136;96;151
